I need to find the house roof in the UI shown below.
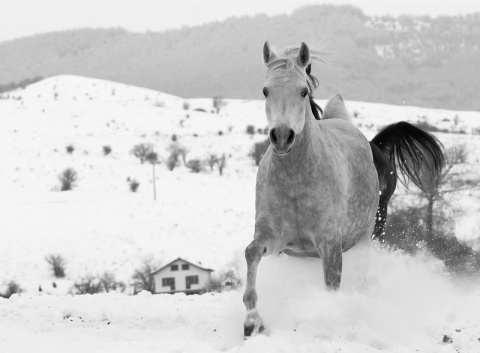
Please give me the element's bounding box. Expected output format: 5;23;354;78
151;257;214;275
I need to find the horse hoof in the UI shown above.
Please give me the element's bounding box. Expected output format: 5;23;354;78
244;325;255;337
244;324;265;337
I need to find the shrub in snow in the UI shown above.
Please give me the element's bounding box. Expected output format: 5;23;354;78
72;276;103;295
145;151;158;164
166;155;179;171
250;138;270;166
246;125;255;135
183;101;190;110
128;178;140;192
384;205;480;275
103;145;112;155
58;168;78;191
45;254;66;278
209;269;242;292
66;145;75;154
100;272;125;293
0;281;23;298
186;159;204;173
208;154;218;171
130;143;154;164
166;142;188;170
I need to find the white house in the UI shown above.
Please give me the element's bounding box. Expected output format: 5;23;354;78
151;258;214;295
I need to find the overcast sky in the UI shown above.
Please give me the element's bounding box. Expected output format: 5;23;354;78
1;0;480;43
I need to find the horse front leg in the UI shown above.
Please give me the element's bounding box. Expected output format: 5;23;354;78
318;240;343;290
243;237;269;337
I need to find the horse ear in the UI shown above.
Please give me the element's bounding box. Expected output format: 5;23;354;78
296;42;310;68
263;41;276;64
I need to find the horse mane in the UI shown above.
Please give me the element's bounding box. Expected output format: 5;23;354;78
265;45;329;93
265;45;329;120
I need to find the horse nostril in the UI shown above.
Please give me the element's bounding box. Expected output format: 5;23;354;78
269;129;278;145
287;129;295;145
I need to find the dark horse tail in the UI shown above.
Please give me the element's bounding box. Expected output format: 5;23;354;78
371;122;444;193
369;122;444;240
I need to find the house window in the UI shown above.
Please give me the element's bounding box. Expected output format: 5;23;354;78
162;277;175;291
186;275;199;289
171;264;178;271
181;264;189;270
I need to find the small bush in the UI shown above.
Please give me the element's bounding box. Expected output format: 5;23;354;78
72;275;103;295
250;138;270;166
66;145;75;154
166;155;179;171
209;270;242;292
208;154;218;171
183;101;190;110
128;178;140;192
171;134;178;142
100;272;125;293
130;143;154;164
58;168;78;191
103;145;112;155
45;254;66;278
246;125;255;135
186;159;204;173
145;151;158;164
0;281;23;298
166;142;188;168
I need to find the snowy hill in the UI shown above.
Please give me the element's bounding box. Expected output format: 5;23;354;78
1;75;480;352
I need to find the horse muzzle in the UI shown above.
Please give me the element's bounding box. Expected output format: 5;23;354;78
270;126;295;155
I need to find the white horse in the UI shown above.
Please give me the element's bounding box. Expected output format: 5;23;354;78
243;41;444;336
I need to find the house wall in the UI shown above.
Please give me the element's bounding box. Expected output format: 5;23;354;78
153;259;211;293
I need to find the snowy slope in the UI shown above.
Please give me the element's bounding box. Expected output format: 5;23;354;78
1;75;480;352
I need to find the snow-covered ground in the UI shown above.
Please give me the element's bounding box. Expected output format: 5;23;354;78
1;76;480;352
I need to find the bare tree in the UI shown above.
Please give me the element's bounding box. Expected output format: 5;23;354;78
45;254;66;278
419;145;479;239
131;143;154;164
212;96;227;114
58;168;78;191
132;259;158;293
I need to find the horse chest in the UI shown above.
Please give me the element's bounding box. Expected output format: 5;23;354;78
257;177;336;238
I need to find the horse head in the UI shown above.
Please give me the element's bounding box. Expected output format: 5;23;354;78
262;41;326;155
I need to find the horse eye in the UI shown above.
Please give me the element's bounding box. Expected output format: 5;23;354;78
262;87;269;97
301;89;309;98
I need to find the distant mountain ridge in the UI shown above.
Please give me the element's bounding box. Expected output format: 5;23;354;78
1;5;479;110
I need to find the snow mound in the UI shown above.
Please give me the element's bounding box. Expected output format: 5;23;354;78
1;246;480;353
13;75;184;108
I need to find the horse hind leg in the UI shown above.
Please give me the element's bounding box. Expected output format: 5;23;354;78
372;173;396;242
